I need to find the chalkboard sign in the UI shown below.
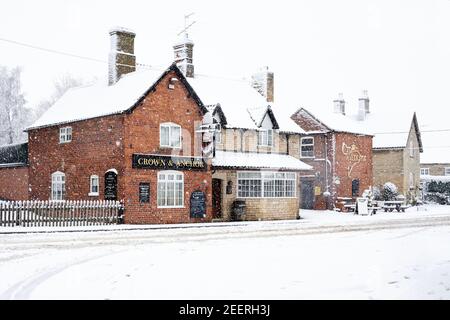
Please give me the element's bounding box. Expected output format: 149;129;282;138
139;183;150;203
190;190;206;218
104;170;118;200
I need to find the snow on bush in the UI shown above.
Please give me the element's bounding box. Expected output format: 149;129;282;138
382;182;399;201
373;186;382;201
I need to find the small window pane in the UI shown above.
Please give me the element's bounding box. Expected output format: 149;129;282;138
161;126;169;146
171;126;181;147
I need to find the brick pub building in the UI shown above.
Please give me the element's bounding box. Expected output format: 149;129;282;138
21;28;213;224
0;28;313;223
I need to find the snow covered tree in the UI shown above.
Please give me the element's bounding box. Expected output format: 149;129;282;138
382;182;399;201
0;66;29;145
32;73;84;121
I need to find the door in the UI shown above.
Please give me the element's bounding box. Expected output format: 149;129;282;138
212;179;222;219
352;179;360;198
301;180;314;209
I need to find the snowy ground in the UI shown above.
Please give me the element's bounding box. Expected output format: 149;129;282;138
0;204;450;299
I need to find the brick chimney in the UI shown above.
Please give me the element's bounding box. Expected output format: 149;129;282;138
108;27;136;85
357;90;370;121
173;33;195;78
251;66;274;103
333;93;345;115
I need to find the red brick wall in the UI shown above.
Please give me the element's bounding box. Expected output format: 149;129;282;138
123;70;212;224
298;132;373;210
334;133;373;199
28;115;126;201
0;166;29;200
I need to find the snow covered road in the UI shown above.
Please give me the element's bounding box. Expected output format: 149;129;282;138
1;206;450;299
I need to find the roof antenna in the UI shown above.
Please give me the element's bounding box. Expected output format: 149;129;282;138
177;12;196;37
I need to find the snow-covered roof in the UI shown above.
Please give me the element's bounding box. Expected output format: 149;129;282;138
27;68;166;130
0;142;28;165
212;150;312;171
187;75;305;134
294;108;372;135
294;103;420;149
420;174;450;182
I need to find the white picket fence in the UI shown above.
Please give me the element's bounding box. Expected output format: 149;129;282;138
0;200;124;227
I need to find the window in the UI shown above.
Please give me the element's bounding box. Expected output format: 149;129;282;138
89;175;99;196
157;171;184;207
445;168;450;176
237;171;296;198
59;127;72;143
300;137;314;158
160;123;181;148
258;129;273;147
51;172;65;200
409;141;414;158
420;168;429;175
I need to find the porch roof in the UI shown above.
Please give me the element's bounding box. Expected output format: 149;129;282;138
212;150;313;171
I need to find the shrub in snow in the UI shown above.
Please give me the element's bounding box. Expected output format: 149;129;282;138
382;182;398;201
372;186;382;201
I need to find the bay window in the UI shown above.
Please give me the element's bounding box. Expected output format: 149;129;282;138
237;171;296;198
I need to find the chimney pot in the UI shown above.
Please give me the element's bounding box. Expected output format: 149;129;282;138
333;93;345;115
251;67;274;103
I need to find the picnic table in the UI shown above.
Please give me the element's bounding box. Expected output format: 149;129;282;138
383;201;409;212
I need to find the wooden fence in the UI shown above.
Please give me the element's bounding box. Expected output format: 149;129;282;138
0;200;124;227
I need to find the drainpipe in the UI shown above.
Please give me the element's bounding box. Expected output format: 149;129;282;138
324;133;332;209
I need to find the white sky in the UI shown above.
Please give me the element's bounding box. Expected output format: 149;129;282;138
1;0;450;134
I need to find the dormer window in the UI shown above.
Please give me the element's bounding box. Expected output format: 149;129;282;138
59;127;72;143
258;129;273;147
160;123;181;148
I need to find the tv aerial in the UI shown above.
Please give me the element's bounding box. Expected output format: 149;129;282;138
177;12;196;36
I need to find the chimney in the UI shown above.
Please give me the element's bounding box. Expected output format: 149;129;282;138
173;33;195;78
357;90;369;121
108;27;136;85
333;93;345;115
251;66;274;103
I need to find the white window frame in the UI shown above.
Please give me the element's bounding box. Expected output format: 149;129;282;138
300;137;315;158
51;171;66;201
160;123;181;149
59;127;72;144
89;175;99;196
258;129;273;147
157;171;184;208
445;167;450;176
237;171;297;199
420;168;429;175
409;140;414;158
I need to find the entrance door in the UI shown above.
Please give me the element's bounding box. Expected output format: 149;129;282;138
212;179;222;219
301;180;314;209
